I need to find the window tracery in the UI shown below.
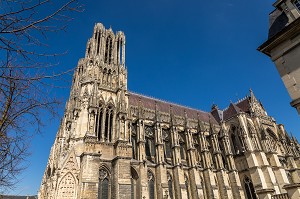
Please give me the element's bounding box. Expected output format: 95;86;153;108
179;133;186;161
131;167;139;199
163;129;172;159
98;168;110;199
145;126;155;160
184;175;190;199
167;172;174;199
148;170;155;199
57;173;76;199
94;104;114;142
244;176;257;199
104;36;113;64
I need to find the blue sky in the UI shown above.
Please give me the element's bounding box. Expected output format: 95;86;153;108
7;0;300;196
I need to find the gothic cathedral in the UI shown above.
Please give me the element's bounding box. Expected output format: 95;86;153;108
38;23;300;199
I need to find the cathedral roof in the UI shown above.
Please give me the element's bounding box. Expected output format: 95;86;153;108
128;92;218;124
220;97;251;122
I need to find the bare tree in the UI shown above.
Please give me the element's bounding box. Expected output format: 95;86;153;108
0;0;82;191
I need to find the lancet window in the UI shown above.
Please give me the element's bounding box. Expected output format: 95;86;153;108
184;175;190;199
117;38;123;65
193;134;202;166
145;126;155;160
244;176;257;199
148;170;155;199
57;173;76;199
105;36;113;64
131;123;137;160
104;105;114;142
95;107;104;140
131;167;139;199
95;104;114;142
167;172;174;199
162;129;172;159
95;31;101;55
230;126;244;155
98;168;110;199
179;133;187;161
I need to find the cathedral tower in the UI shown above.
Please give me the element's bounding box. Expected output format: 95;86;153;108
39;23;132;199
40;22;300;199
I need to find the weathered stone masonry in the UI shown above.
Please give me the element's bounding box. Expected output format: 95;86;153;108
39;23;300;199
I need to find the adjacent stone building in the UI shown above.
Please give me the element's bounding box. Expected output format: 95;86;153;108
39;23;300;199
258;0;300;114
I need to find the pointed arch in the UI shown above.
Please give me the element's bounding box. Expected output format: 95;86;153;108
244;176;257;199
148;170;155;199
95;101;105;141
266;128;278;141
167;172;174;199
104;35;113;64
98;165;111;199
105;104;114;142
131;167;139;199
184;174;190;199
179;133;187;161
56;172;76;199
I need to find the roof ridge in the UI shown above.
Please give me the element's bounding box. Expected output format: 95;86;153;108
128;91;210;114
223;96;249;111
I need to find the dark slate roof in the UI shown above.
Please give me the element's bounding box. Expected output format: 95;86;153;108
222;97;251;121
268;9;289;38
0;196;37;199
128;92;218;124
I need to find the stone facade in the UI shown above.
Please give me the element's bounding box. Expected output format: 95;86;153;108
39;23;300;199
258;0;300;114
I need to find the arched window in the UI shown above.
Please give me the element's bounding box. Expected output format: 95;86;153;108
105;36;113;64
96;31;101;55
167;172;174;199
95;107;103;141
57;172;76;198
145;126;155;161
179;134;186;161
131;167;139;199
117;38;123;65
184;175;190;199
148;170;155;199
244;177;257;199
163;129;172;159
131;123;137;159
104;105;114;142
98;168;110;199
230;126;241;154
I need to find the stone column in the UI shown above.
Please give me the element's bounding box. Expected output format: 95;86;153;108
171;126;183;199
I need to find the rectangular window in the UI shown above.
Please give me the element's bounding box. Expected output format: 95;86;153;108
294;0;300;10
